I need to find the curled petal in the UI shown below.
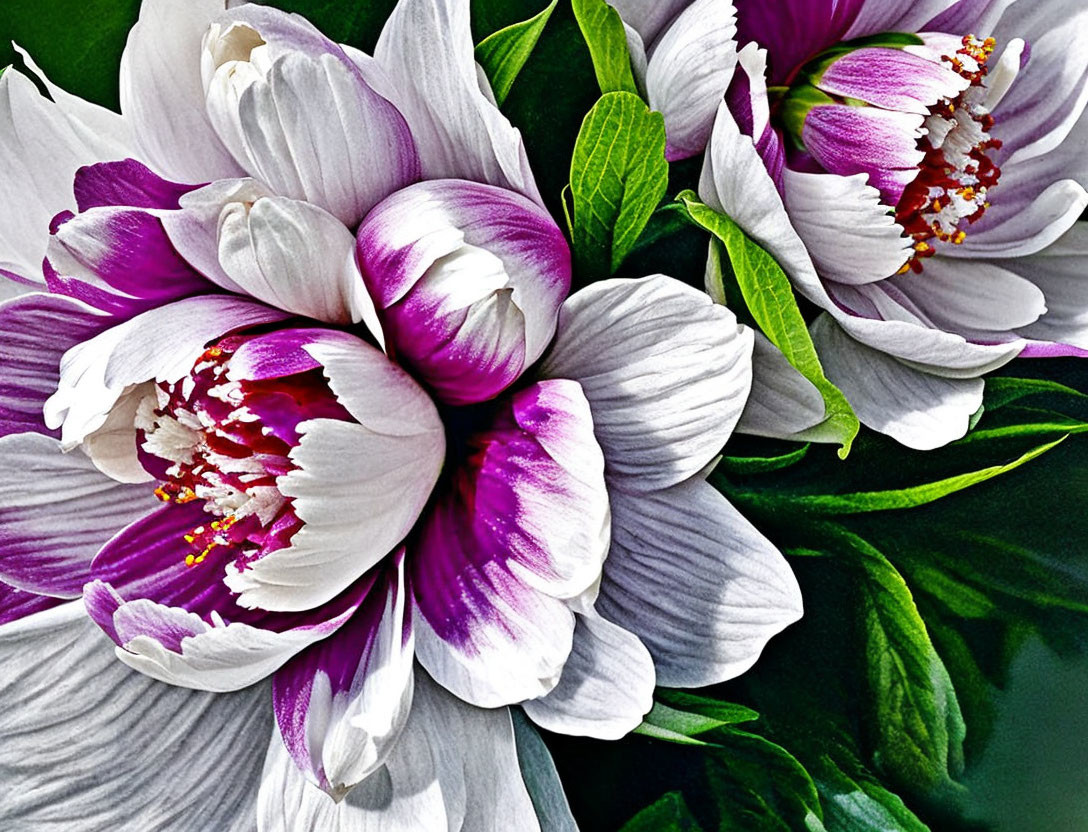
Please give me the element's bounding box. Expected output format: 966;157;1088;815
85;501;371;691
357;179;570;405
202;5;419;226
273;553;414;799
224;331;445;612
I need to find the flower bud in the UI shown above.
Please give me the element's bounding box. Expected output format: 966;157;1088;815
356;179;571;406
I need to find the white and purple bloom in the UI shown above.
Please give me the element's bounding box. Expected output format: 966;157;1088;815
617;0;1088;449
0;0;802;827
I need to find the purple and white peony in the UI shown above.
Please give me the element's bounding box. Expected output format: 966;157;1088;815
617;0;1088;449
0;0;803;827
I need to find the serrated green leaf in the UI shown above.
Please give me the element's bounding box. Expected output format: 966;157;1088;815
621;792;705;832
569;92;668;279
571;0;638;95
813;755;929;832
677;191;859;457
706;731;827;832
475;1;557;106
844;532;966;796
720;444;811;475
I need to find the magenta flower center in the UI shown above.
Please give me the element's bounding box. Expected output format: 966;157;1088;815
138;337;350;571
894;35;1003;273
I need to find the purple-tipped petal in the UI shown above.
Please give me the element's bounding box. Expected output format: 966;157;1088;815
202;6;420;227
73;159;197;212
357;179;571;406
726;44;786;193
0;433;157;598
540;276;753;494
411;380;609;708
814;47;969;116
46;206;215;318
44;294;290;454
273;554;414;799
86;501;371;691
225;332;445;612
0;293;109;438
802;104;926;207
258;671;540;830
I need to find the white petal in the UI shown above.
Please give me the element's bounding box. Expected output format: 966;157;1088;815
597;480;802;688
218;194;369;324
120;0;245;181
0;71;119;282
645;0;738;161
782;168;913;284
374;0;542;205
844;0;960;37
1012;222;1088;349
225;336;444;611
13;45;134;159
510;710;579;832
540;275;753;493
610;0;694;44
736;330;828;440
258;670;540;832
0;602;270;830
522;612;654;740
809;313;986;450
44;295;289;451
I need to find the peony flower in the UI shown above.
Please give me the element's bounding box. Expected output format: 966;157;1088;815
616;0;1088;450
0;0;802;827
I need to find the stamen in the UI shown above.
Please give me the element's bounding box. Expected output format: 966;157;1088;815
894;35;1003;274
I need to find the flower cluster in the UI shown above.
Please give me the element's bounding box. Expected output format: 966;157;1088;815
0;0;1085;829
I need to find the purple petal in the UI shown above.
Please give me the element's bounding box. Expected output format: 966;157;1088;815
0;433;157;598
726;44;786;194
0;582;64;626
802;104;926;206
85;502;372;690
735;0;866;84
814;47;968;115
410;379;609;707
357;179;570;406
273;554;413;798
46;207;215;318
0;293;109;438
74;159;198;212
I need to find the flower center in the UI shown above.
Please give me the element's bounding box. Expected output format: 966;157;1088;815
137;338;350;570
894;35;1003;273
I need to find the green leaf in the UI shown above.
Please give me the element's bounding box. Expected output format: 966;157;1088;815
719;444;811;476
845;532;966;796
474;1;557;106
706;731;827;832
621;792;705;832
957;408;1088;444
728;435;1066;515
813;755;930;832
0;0;140;110
678;192;859;457
984;376;1088;411
635;698;760;745
569;92;668;279
571;0;638;95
